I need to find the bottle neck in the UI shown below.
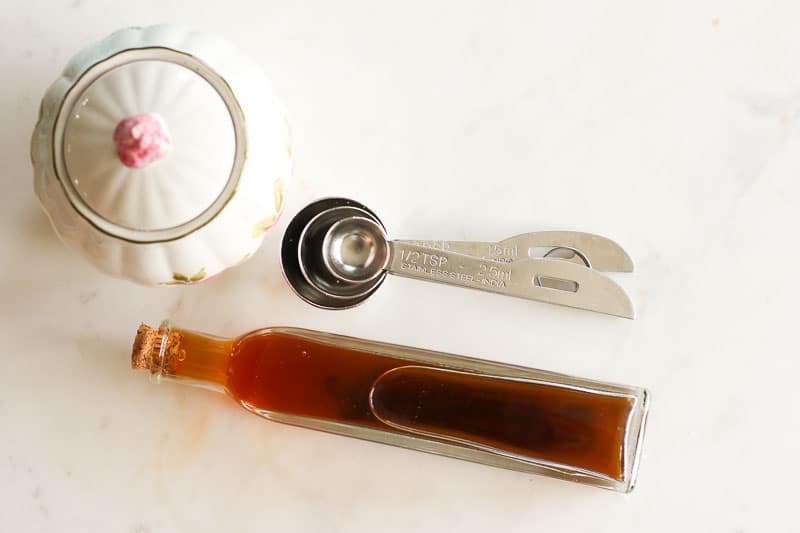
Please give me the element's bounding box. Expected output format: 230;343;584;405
131;323;233;392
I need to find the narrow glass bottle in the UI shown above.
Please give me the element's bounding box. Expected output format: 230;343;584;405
131;322;649;492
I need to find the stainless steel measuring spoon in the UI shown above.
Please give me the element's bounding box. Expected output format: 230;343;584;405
281;198;634;318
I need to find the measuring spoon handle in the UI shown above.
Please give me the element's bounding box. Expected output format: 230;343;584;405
387;242;634;319
397;232;633;272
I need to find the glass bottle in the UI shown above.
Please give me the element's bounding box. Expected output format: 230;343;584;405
131;322;649;492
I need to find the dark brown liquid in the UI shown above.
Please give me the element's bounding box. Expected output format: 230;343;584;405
224;330;632;480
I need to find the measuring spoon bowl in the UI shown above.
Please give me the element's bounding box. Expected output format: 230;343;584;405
323;216;391;284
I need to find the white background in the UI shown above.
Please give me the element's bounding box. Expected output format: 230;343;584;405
2;1;798;531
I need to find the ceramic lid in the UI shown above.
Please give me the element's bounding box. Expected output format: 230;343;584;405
53;48;245;242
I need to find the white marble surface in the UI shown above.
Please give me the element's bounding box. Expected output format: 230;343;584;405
2;1;798;531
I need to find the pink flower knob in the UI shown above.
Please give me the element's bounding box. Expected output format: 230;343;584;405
113;113;172;168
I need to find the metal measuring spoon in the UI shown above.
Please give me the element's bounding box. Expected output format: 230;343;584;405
322;217;633;318
281;198;634;317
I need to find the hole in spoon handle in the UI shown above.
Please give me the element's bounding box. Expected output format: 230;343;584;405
535;275;579;293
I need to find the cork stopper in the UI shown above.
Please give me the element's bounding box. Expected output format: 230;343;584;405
131;323;159;370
